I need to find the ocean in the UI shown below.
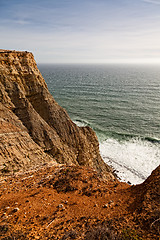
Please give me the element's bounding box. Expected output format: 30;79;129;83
39;64;160;185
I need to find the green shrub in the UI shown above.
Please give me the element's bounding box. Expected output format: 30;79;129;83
120;228;143;240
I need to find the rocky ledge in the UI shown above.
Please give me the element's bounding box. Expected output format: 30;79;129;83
0;50;113;179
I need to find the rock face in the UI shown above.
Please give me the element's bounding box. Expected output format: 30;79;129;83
130;165;160;235
0;50;114;179
0;101;56;175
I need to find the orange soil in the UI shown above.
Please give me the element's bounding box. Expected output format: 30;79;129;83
0;165;159;239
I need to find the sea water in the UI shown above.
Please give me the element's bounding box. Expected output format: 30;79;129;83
39;64;160;184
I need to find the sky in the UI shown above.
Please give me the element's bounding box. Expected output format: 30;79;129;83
0;0;160;63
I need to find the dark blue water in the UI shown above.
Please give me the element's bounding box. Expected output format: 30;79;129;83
39;64;160;184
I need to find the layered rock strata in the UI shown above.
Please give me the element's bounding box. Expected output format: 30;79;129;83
0;50;114;179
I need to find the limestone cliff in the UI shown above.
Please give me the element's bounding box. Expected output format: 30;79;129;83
0;50;114;179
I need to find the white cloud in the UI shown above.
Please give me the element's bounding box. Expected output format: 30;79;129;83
0;24;160;64
142;0;160;5
2;19;31;25
1;0;160;63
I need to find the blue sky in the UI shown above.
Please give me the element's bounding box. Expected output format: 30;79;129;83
0;0;160;63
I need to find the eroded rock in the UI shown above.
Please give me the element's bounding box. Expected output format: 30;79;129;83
0;50;114;180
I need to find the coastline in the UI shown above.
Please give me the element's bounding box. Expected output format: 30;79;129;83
0;50;159;239
39;63;160;185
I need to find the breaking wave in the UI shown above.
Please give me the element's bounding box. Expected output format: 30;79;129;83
99;137;160;184
73;117;160;184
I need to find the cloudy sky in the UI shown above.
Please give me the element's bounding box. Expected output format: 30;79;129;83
0;0;160;63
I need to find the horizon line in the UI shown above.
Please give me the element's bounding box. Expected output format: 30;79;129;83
37;61;160;65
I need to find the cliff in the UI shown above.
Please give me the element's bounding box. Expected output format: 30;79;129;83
0;50;114;179
0;50;159;240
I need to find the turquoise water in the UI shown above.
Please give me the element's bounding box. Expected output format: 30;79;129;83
39;64;160;184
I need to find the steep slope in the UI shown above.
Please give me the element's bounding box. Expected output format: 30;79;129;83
0;50;114;179
130;165;160;236
0;102;56;177
0;165;159;239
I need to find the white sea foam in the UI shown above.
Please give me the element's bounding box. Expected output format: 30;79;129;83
73;119;88;127
100;138;160;185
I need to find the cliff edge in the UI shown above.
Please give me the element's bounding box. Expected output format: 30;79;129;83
0;50;114;179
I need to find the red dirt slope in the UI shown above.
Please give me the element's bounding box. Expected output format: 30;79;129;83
0;165;159;239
